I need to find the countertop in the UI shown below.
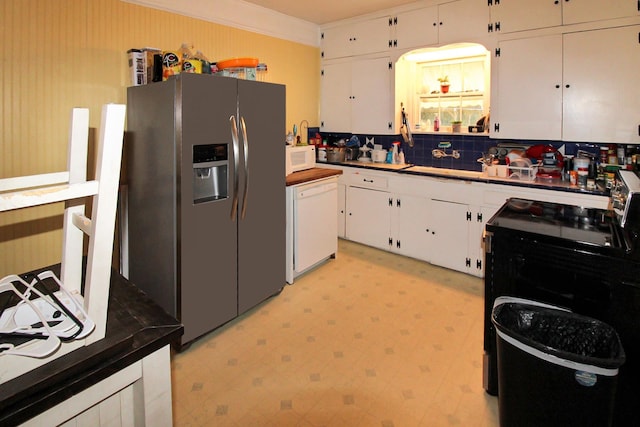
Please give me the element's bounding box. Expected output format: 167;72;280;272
324;161;609;197
0;265;184;425
286;167;343;186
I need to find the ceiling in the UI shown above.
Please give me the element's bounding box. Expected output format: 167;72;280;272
241;0;421;25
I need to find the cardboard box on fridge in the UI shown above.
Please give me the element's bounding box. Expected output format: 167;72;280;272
127;48;145;86
142;47;161;83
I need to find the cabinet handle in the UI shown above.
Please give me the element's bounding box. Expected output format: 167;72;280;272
555;84;560;88
363;179;374;183
565;84;571;88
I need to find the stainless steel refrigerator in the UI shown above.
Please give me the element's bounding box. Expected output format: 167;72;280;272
126;73;285;346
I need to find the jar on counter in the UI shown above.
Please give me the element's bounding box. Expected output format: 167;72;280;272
608;144;618;165
600;146;608;164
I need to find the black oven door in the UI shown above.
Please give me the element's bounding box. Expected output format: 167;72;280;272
484;228;640;426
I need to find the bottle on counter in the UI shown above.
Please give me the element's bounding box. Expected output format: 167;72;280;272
434;114;440;132
392;141;400;164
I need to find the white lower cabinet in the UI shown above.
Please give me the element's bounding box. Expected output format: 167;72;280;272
428;199;470;273
392;194;431;261
332;164;609;278
345;184;431;260
337;182;346;238
346;186;392;250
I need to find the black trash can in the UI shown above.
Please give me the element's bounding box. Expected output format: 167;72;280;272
492;297;625;427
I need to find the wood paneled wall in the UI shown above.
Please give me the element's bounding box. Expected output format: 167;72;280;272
1;0;320;276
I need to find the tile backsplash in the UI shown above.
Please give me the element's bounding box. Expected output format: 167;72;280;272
315;128;607;172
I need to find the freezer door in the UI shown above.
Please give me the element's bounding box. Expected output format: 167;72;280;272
179;74;239;343
237;79;286;314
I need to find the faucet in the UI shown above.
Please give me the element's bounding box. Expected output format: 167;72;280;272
432;141;460;159
299;120;309;145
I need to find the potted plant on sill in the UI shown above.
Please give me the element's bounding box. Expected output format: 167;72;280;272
438;76;450;94
451;120;462;133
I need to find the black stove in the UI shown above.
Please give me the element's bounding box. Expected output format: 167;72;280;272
490;198;623;250
483;170;640;426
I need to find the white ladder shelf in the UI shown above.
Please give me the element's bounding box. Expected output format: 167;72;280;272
0;104;126;348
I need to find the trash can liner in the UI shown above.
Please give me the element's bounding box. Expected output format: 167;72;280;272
493;302;626;374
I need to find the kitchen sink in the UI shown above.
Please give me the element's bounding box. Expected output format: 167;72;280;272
402;166;483;179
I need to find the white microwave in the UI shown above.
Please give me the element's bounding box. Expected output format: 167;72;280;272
285;145;316;176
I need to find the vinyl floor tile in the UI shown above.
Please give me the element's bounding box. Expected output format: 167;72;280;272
171;239;499;426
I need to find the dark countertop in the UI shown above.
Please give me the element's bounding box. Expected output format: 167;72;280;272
0;266;183;426
286;167;343;186
324;161;609;197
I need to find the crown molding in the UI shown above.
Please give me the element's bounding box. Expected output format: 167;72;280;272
122;0;320;47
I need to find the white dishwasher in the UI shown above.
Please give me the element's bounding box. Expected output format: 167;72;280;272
286;176;338;284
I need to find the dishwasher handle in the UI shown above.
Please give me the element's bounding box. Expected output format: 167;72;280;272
296;181;337;199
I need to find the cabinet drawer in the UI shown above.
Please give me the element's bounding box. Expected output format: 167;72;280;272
350;173;388;190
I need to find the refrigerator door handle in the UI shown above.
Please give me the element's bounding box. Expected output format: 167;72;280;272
239;116;249;220
229;115;240;221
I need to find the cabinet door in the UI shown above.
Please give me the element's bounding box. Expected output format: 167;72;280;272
468;206;496;278
351;57;393;134
393;6;439;50
320;61;351;132
563;0;639;25
489;0;561;33
321;25;355;60
493;35;562;140
351;16;392;56
321;17;390;60
394;195;431;262
428;199;470;274
563;25;640;143
337;183;346;238
346;186;392;250
439;0;490;44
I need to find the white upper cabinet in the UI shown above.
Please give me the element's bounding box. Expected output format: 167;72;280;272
391;0;490;50
392;6;439;50
492;35;563;140
319;60;352;132
321;16;391;60
321;57;394;134
438;0;490;44
562;25;640;143
489;0;639;34
493;25;640;143
563;0;639;25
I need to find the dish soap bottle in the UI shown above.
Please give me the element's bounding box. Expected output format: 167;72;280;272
434;114;440;132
